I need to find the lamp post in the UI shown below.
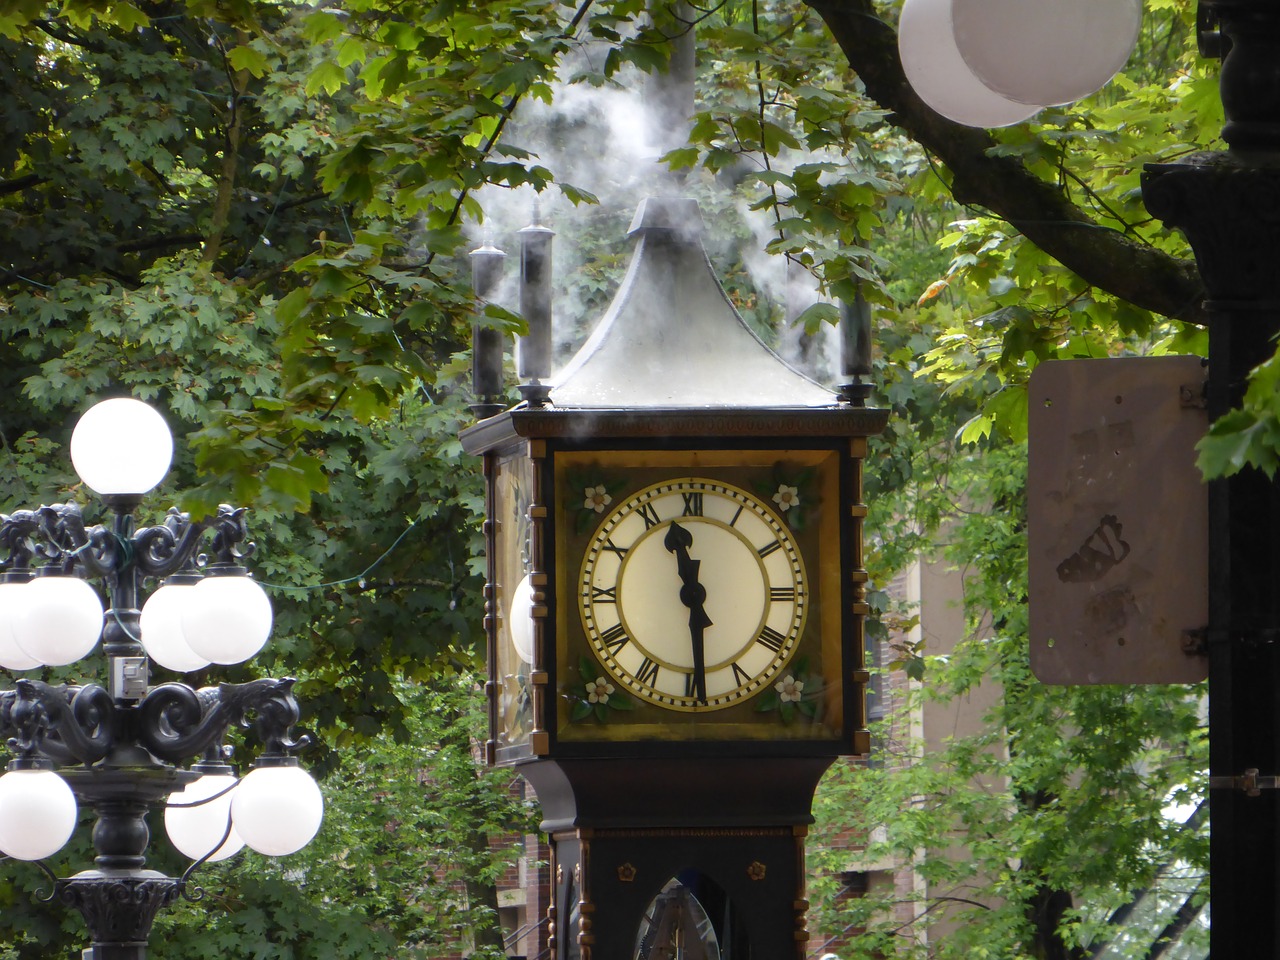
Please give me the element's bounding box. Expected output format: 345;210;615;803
1140;3;1280;953
0;397;323;960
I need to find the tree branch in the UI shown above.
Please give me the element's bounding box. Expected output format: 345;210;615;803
202;33;252;266
803;0;1207;326
1143;877;1206;960
118;232;205;254
0;174;47;196
33;18;107;53
0;233;207;287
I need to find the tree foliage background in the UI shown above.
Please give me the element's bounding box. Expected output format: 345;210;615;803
0;0;1217;957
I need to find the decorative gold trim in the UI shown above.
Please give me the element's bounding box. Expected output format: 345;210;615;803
577;843;594;960
529;441;550;755
548;848;560;959
555;446;849;743
848;440;871;756
747;861;767;881
853;729;871;755
617;862;638;882
482;453;500;763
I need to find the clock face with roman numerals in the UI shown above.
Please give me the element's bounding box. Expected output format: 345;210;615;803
578;477;807;711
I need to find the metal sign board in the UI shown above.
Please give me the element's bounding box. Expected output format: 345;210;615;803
1028;356;1208;684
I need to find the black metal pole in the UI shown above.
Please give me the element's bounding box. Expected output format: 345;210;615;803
1141;2;1280;954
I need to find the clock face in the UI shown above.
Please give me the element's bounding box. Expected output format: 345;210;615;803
579;478;807;711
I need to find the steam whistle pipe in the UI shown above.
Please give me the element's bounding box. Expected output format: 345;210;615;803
838;285;874;407
518;211;555;406
469;241;507;418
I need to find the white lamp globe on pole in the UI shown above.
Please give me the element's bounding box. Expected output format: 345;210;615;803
0;764;78;861
164;772;245;862
951;0;1143;107
0;577;41;671
897;0;1041;127
181;570;274;666
230;761;324;857
70;397;174;498
139;574;212;673
15;572;104;667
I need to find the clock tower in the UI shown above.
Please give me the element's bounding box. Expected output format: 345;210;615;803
461;197;887;959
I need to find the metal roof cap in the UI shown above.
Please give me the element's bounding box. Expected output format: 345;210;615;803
548;197;836;409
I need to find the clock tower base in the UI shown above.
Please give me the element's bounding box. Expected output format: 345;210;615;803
520;756;835;960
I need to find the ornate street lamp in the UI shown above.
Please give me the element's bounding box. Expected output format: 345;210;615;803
0;397;323;960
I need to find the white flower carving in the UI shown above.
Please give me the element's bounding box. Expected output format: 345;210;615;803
583;485;612;513
775;675;804;703
773;484;800;512
586;677;615;704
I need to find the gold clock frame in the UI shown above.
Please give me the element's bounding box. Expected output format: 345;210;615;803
555;447;842;744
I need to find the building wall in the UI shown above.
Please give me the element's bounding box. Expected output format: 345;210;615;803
808;548;1001;958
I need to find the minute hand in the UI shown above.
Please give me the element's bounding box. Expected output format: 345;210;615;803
664;522;712;702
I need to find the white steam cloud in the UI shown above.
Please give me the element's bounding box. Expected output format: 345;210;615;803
464;51;844;384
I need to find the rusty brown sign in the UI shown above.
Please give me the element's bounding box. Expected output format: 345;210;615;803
1028;356;1208;684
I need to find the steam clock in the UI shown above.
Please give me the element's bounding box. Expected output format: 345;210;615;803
461;198;887;959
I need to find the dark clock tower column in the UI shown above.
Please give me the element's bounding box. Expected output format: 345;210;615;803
524;757;832;959
461;198;887;959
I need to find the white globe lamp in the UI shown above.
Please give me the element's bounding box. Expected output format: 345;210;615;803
952;0;1143;107
140;577;211;672
16;573;104;666
508;574;537;663
0;767;78;861
70;398;174;497
0;579;41;671
231;763;324;857
181;571;273;665
897;0;1041;127
165;773;245;862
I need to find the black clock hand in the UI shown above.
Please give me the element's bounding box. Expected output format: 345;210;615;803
664;522;712;702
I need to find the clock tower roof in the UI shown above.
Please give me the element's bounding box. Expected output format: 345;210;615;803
548;197;836;409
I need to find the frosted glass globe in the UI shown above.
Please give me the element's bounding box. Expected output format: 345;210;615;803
897;0;1040;127
140;582;211;672
16;576;103;666
0;768;78;860
181;574;273;665
70;398;174;496
165;774;245;862
0;581;40;671
952;0;1143;106
231;765;323;856
508;574;536;663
